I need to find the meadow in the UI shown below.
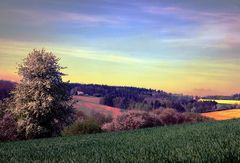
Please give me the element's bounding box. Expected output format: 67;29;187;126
1;119;240;162
200;99;240;105
72;96;121;117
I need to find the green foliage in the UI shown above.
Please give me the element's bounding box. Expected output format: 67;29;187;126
1;119;240;162
62;119;101;136
89;111;112;125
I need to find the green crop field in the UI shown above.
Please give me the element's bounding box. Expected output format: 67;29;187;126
1;119;240;162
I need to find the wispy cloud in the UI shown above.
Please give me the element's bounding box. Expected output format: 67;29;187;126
139;5;240;51
142;5;239;22
8;9;124;26
143;6;183;15
54;48;144;64
0;39;145;64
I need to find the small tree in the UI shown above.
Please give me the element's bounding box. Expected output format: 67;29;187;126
10;49;75;139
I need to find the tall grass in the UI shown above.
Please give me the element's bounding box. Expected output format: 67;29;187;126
1;119;240;162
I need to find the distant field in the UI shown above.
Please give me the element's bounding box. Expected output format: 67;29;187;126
2;119;240;162
202;109;240;120
72;96;121;117
200;99;240;105
73;95;101;104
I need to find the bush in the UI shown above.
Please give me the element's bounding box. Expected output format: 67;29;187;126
101;122;115;132
90;111;112;125
183;112;213;122
158;108;186;125
102;109;212;132
0;113;17;142
62;119;102;136
102;110;154;131
75;110;87;121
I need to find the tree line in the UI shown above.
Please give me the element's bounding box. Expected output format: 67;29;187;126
203;94;240;100
69;84;218;113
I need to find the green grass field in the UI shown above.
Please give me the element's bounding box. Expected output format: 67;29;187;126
1;119;240;162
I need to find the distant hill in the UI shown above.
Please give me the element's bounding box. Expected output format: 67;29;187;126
0;80;16;101
1;81;238;113
68;83;240;113
67;83;218;113
203;94;240;100
72;96;121;117
68;83;170;98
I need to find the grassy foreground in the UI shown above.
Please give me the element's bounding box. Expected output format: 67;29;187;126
1;120;240;162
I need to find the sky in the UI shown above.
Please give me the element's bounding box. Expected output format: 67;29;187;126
0;0;240;96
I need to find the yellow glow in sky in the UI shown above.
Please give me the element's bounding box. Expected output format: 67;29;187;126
0;39;239;96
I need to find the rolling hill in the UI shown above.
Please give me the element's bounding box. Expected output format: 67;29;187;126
72;96;121;117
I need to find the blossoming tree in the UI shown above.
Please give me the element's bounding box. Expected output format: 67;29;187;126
11;49;75;139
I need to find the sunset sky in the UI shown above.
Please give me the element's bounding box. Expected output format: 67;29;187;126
0;0;240;96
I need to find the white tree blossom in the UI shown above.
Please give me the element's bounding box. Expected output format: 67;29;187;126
10;49;75;139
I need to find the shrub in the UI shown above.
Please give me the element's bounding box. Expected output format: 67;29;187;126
101;122;115;132
102;109;212;132
62;119;101;136
102;110;154;131
158;108;186;125
90;111;112;125
0;113;17;142
183;112;213;122
75;110;87;122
